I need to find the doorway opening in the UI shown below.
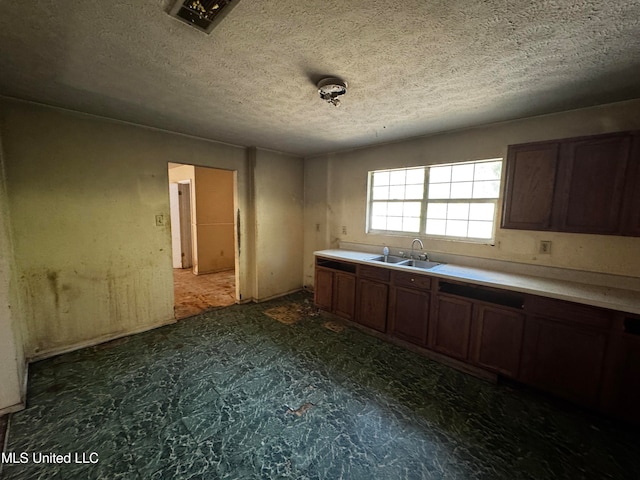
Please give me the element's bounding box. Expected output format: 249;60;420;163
168;162;238;319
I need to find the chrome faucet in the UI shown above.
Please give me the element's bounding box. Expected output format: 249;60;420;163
410;238;424;260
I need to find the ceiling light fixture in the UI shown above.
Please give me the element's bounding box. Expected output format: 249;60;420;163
317;77;347;107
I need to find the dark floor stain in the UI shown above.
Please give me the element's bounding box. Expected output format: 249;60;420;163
286;402;315;417
264;300;321;325
264;304;301;324
322;320;346;333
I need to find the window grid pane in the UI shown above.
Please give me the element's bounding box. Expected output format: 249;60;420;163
425;200;498;239
370;200;421;233
369;160;501;240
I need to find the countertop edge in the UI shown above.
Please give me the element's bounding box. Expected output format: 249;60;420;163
314;249;640;316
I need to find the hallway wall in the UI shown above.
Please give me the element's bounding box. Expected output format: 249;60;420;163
253;148;304;301
0;130;26;412
0;99;254;359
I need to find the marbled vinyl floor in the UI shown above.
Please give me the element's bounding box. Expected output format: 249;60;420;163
3;292;639;479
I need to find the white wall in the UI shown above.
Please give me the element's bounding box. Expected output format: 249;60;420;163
304;99;640;285
168;164;195;269
0;129;26;413
168;183;182;268
253;148;304;300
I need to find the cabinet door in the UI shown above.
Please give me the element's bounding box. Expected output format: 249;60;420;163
471;305;525;378
502;142;559;230
621;134;640;236
429;294;473;360
314;268;333;311
333;272;356;320
608;334;640;423
356;279;388;332
557;134;631;234
521;317;608;407
389;286;430;346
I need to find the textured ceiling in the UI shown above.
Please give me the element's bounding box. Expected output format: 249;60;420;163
1;0;640;156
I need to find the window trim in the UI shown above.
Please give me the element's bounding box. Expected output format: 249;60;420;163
366;159;503;244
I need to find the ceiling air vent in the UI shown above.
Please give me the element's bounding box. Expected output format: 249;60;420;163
168;0;240;34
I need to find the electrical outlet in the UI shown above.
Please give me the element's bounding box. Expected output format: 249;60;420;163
341;226;347;235
155;214;165;227
539;240;552;254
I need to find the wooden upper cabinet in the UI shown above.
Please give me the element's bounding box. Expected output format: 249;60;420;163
502;131;639;236
557;134;631;234
621;134;640;236
502;142;560;230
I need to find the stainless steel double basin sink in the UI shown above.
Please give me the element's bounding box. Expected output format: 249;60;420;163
369;255;442;270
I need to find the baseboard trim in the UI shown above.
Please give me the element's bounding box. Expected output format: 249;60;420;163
0;401;25;417
27;317;177;363
253;288;303;303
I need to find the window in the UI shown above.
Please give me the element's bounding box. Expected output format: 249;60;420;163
367;159;503;241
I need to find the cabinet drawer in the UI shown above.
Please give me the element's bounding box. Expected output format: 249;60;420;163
524;295;612;330
359;265;390;282
392;271;431;290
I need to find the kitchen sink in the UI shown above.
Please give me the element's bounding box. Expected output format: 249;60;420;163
369;256;442;270
369;255;408;264
402;259;442;270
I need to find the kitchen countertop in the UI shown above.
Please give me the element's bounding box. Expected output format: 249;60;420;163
314;249;640;315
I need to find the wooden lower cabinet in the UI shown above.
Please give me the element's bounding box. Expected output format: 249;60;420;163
429;294;473;361
314;263;356;320
520;316;609;407
607;334;640;423
314;267;334;311
333;272;356;320
471;304;525;378
356;278;388;332
314;256;639;424
602;314;640;423
389;286;430;346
